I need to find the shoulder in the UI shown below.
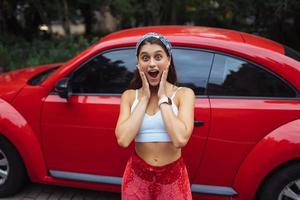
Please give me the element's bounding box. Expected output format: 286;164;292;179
121;89;136;105
177;87;195;106
178;87;195;99
122;89;135;97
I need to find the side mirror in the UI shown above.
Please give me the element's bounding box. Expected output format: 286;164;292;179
54;78;70;99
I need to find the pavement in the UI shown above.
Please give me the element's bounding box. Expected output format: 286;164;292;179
0;183;121;200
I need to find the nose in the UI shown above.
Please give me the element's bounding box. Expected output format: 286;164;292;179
149;57;156;67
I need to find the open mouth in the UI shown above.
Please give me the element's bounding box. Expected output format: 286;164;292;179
148;70;160;78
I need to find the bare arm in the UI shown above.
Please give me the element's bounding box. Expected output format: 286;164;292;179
160;87;195;148
115;65;150;148
115;90;149;148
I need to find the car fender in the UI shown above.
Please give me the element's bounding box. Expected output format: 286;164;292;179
233;118;300;200
0;98;47;182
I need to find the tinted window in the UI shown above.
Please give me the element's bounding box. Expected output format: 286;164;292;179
71;49;136;94
173;48;213;95
208;54;297;97
70;48;213;95
28;67;59;85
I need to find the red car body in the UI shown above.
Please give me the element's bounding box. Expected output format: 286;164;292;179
1;26;300;200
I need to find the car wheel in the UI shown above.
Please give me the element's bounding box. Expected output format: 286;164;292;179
256;163;300;200
0;137;27;197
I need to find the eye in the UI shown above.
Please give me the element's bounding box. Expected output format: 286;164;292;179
141;55;149;61
155;54;162;60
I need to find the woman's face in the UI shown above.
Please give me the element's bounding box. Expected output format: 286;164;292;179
137;43;171;86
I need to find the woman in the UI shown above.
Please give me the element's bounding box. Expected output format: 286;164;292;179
115;32;195;200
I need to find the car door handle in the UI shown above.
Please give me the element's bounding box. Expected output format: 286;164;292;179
194;120;204;127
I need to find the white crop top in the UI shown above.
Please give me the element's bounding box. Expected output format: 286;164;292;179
130;87;182;142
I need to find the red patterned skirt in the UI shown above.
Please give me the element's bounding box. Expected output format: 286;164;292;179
122;151;192;200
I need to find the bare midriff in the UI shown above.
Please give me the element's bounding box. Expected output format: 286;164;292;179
135;142;181;166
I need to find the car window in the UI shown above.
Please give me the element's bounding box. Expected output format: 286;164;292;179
71;48;136;94
28;66;60;85
207;54;297;97
70;47;213;95
172;48;213;95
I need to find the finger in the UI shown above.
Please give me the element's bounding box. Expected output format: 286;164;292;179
162;70;166;80
165;66;169;79
162;70;168;82
136;64;142;75
159;71;165;88
136;65;145;83
141;71;149;87
141;71;146;81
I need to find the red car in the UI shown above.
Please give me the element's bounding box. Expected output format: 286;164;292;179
1;26;300;200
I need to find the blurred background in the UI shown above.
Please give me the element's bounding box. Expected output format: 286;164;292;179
0;0;299;72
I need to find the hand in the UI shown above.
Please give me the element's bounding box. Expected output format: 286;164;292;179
158;66;169;99
136;64;150;100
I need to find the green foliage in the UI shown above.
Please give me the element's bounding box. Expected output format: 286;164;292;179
0;35;99;71
1;0;300;73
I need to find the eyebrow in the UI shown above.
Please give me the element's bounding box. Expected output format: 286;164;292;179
140;50;164;55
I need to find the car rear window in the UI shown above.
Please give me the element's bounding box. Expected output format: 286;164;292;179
208;54;298;98
284;46;300;62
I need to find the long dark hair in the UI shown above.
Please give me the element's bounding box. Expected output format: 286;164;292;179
128;37;177;89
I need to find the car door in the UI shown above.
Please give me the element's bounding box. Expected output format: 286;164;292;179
41;47;213;185
194;53;300;191
172;48;213;181
41;48;136;184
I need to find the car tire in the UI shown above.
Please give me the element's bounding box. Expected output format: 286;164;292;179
0;136;28;197
256;162;300;200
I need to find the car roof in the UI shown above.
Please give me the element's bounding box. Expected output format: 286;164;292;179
42;26;300;93
100;25;284;54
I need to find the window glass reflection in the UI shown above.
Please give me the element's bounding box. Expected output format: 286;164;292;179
208;54;296;97
173;49;213;95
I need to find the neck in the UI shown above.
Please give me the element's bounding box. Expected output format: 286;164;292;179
149;85;159;95
148;82;173;97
